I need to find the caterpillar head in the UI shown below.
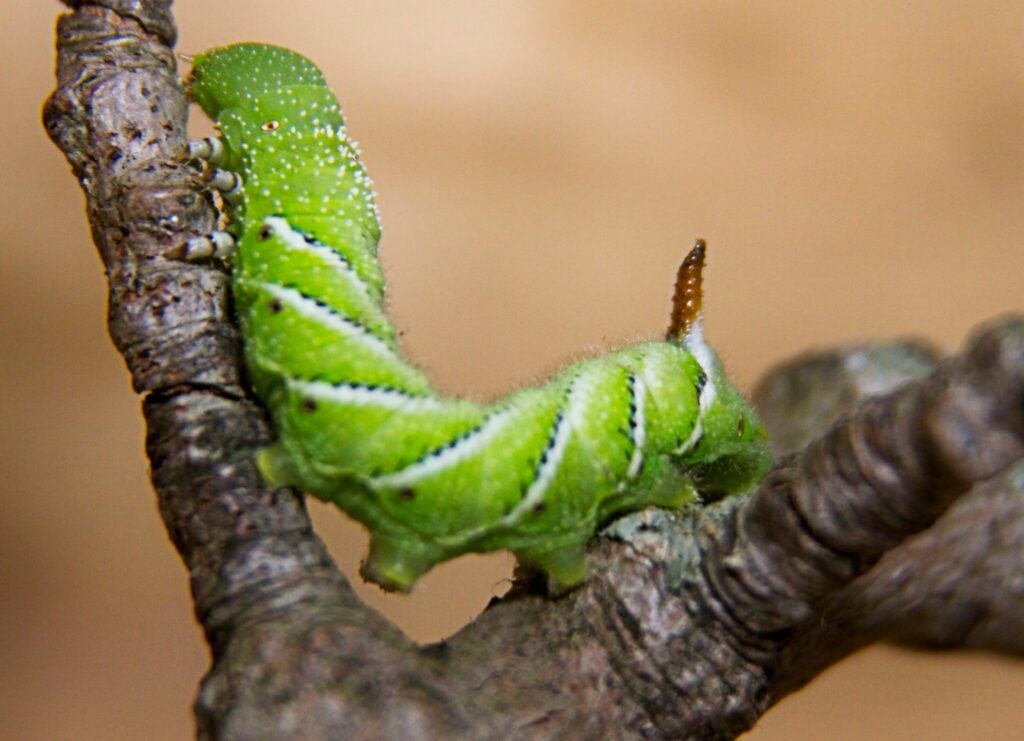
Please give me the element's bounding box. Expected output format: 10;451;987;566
187;43;326;118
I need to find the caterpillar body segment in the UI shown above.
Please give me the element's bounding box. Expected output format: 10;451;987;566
187;43;772;591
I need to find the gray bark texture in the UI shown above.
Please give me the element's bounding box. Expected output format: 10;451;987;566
45;2;1023;739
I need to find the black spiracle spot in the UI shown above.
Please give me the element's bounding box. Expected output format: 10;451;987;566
694;368;708;397
397;487;416;501
268;299;284;314
258;224;274;240
301;398;318;413
532;502;546;516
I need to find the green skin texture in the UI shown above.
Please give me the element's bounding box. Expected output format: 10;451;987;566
187;43;772;591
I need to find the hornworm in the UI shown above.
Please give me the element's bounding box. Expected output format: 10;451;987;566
185;43;771;591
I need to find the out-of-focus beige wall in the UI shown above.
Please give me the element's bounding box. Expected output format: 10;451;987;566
3;2;1022;738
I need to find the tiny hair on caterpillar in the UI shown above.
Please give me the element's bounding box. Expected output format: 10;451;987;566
183;43;772;592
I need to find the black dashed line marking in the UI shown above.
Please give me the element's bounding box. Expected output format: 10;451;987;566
694;368;708;398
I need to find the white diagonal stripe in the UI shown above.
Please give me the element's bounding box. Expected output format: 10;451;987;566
626;374;646;479
501;375;590;526
369;406;519;489
501;412;572;526
675;417;703;456
262;216;373;302
286;378;444;412
684;320;717;415
252;281;398;362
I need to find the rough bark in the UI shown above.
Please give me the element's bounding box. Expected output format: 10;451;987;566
45;3;1023;739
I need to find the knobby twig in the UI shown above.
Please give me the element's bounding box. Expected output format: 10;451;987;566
45;3;1023;739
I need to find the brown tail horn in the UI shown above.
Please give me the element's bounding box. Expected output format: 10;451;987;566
667;239;706;341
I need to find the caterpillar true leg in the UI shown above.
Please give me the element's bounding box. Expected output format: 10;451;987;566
206;167;244;204
186;134;244;204
186;136;224;164
177;135;241;259
182;230;236;260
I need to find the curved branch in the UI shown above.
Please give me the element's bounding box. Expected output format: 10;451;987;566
44;0;371;652
753;335;1024;694
46;4;1023;740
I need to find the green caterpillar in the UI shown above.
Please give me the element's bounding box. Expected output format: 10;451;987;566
184;43;771;592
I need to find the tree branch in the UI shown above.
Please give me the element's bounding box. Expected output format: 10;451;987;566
753;336;1024;696
46;3;1023;739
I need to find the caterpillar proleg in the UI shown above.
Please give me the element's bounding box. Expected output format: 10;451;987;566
186;43;772;591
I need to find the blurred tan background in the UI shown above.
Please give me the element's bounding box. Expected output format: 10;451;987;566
3;1;1023;738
